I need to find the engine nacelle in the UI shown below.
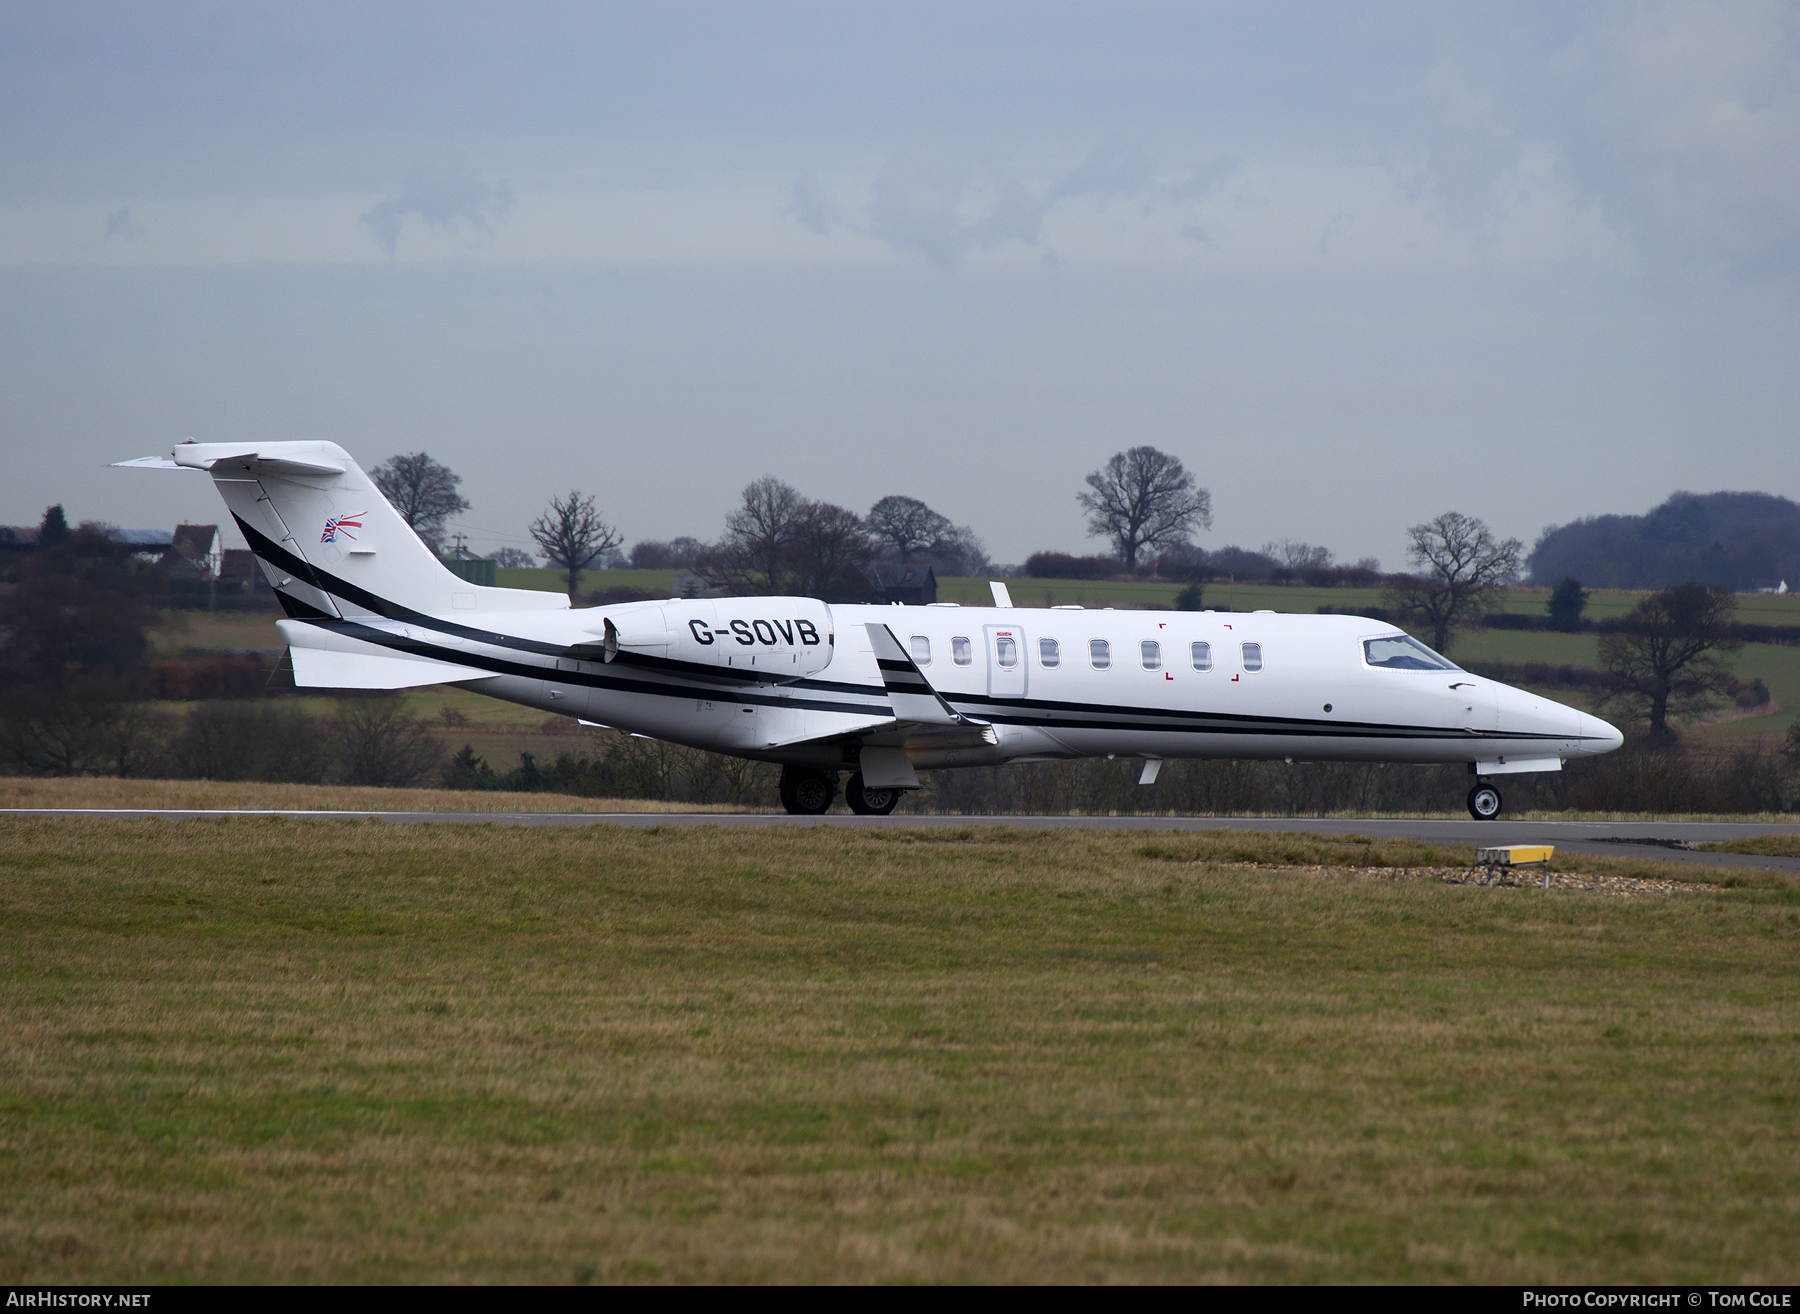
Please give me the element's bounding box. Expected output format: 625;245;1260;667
660;598;835;678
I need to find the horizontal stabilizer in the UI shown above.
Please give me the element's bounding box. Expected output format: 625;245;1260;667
111;456;187;471
286;646;488;690
169;444;347;476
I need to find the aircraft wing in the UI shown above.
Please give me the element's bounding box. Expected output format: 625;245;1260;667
863;623;988;728
823;623;999;751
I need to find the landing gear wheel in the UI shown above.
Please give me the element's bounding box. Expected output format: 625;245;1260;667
780;767;837;816
845;773;899;816
1467;783;1502;821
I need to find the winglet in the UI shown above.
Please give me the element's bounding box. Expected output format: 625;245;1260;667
989;581;1013;607
864;623;979;727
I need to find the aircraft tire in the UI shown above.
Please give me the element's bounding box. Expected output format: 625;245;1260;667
1467;783;1502;821
780;767;837;815
844;773;899;816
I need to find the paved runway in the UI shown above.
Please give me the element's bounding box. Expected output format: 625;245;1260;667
8;808;1800;873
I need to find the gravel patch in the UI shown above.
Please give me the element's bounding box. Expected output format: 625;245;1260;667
1231;863;1718;897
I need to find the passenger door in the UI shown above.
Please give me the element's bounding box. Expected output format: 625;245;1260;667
984;624;1027;699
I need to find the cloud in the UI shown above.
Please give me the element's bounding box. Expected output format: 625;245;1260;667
1405;2;1800;275
863;150;1048;268
859;147;1162;269
361;170;514;255
1577;0;1800;276
103;205;144;240
1050;146;1152;200
785;173;838;235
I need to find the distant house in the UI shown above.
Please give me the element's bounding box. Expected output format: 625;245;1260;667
161;524;224;579
219;548;272;593
865;563;938;605
671;569;732;599
0;525;39;555
116;528;175;550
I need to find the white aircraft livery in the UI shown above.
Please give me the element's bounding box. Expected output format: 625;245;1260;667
121;441;1623;818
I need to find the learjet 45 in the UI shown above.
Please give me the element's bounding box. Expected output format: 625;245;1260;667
120;441;1623;818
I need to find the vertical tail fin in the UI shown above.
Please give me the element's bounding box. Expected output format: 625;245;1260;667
121;441;567;621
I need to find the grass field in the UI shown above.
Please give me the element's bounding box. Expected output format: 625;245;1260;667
1;819;1795;1284
9;775;1800;822
0;778;740;814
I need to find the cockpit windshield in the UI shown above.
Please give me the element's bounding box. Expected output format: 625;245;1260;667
1363;634;1460;671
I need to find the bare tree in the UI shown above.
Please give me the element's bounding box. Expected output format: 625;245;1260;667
1383;512;1523;653
335;695;443;786
867;494;988;574
703;476;807;595
628;537;706;570
1263;539;1335;572
529;490;623;601
1598;583;1742;740
791;501;876;599
370;452;471;553
1078;447;1213;571
484;546;538;569
867;495;954;562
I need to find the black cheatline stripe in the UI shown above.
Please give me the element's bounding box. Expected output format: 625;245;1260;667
944;688;1597;744
967;705;1526;741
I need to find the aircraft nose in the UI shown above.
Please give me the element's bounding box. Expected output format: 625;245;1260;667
1576;710;1624;756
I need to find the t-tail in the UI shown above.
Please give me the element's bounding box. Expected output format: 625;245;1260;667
117;440;566;689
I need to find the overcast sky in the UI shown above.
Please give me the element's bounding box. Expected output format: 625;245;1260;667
3;1;1797;569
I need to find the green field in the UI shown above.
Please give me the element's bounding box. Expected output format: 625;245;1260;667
2;819;1796;1283
491;565;1800;628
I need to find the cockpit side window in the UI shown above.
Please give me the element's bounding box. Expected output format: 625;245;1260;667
1362;634;1460;671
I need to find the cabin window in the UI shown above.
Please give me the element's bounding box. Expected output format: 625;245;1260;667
1141;640;1161;670
1090;639;1111;670
910;636;931;665
1362;634;1459;671
1039;637;1060;668
1191;641;1212;671
1241;642;1263;672
995;636;1018;667
952;636;972;666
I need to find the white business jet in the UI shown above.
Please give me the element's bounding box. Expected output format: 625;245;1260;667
120;441;1622;819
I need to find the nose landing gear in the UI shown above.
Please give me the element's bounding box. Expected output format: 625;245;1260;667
1467;782;1502;821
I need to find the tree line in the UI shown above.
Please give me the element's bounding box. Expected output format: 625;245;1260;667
5;447;1782;770
1530;490;1799;593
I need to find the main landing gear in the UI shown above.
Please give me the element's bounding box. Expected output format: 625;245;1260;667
779;766;837;815
778;767;903;816
845;773;899;816
1467;782;1503;821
